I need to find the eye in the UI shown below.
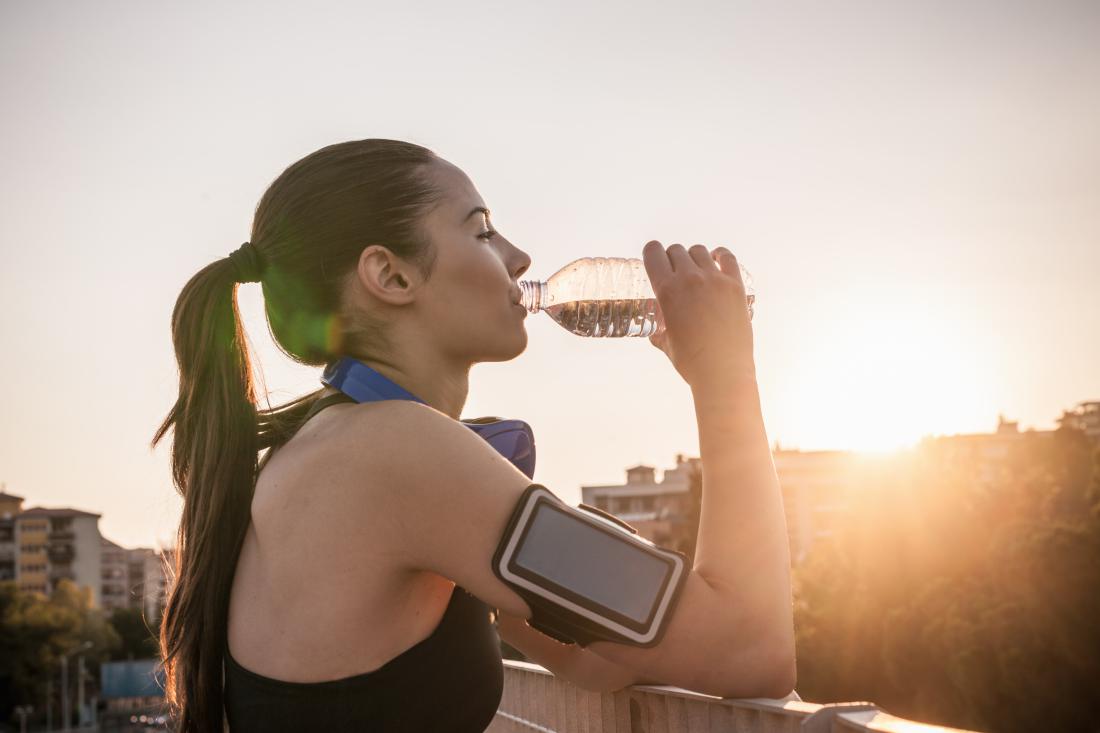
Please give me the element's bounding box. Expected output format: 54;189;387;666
478;229;498;241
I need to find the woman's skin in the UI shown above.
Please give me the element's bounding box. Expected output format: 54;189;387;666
318;158;533;416
227;157;795;698
228;158;532;677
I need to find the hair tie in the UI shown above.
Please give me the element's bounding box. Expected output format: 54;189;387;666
228;242;264;283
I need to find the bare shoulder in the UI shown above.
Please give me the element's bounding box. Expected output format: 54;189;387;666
325;399;521;489
266;399;448;484
250;400;447;539
280;397;538;617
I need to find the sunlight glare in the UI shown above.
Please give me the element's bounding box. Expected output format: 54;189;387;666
783;298;990;453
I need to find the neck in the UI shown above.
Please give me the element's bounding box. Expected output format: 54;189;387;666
333;348;470;421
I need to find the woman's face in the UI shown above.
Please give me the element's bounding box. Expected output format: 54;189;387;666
413;158;532;364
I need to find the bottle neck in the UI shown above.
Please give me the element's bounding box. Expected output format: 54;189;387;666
519;280;547;313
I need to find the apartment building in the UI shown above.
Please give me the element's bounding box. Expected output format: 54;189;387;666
101;538;168;620
15;507;103;605
101;537;134;611
1058;400;1100;442
582;451;858;564
580;455;702;557
0;491;24;581
142;547;170;621
581;405;1091;567
772;448;858;563
919;414;1057;485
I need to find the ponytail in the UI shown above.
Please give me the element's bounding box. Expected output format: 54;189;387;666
152;138;441;731
152;255;260;732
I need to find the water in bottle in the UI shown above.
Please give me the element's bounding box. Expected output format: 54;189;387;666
519;257;755;338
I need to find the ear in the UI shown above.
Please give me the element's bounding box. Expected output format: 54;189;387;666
355;245;422;306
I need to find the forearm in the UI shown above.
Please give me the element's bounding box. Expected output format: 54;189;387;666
690;377;793;642
497;613;638;692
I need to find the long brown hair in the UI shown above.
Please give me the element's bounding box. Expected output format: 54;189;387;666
151;139;441;731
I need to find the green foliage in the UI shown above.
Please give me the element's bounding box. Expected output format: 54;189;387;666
793;428;1100;732
0;580;121;728
108;606;161;661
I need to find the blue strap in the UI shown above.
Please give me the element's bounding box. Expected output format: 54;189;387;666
322;357;427;404
320;357;536;479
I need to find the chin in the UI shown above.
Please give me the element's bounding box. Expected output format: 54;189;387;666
509;329;529;359
473;327;528;363
500;328;529;361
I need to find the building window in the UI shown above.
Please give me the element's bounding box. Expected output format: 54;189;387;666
50;518;74;533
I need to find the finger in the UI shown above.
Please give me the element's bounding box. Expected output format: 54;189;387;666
642;240;672;287
667;243;693;273
649;297;665;339
688;244;717;270
649;326;666;349
714;247;745;286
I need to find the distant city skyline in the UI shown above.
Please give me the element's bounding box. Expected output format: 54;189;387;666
2;0;1097;548
2;399;1095;553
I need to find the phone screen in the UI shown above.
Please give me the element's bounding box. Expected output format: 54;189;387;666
513;503;670;624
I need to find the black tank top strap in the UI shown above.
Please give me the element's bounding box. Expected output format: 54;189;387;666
302;391;357;423
231;388;504;729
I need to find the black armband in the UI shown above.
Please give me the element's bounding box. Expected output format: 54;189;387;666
492;484;688;647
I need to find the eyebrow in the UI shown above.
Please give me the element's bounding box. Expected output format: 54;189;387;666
464;206;491;222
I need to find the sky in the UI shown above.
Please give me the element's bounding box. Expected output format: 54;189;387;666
1;0;1097;549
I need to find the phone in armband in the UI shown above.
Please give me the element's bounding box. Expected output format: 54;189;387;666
492;484;688;648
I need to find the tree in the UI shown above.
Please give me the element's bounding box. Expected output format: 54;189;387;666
108;606;161;660
793;428;1100;732
0;580;121;729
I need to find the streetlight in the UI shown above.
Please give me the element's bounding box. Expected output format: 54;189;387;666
13;705;33;733
77;647;91;729
60;641;92;733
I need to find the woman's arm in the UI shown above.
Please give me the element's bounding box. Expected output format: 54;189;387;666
582;244;795;697
353;243;793;699
584;378;795;697
496;612;641;693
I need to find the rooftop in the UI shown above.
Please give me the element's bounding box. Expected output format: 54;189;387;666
19;506;102;519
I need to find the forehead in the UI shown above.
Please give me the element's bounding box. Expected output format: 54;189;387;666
424;159;487;221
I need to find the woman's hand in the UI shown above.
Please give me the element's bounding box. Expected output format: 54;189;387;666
643;241;756;388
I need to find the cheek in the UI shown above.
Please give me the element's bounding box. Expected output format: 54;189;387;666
429;246;510;323
456;254;507;303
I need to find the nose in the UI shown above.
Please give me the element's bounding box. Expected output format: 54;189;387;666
506;239;531;281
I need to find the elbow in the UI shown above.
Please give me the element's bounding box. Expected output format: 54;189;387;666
755;631;797;699
756;653;797;699
699;636;797;700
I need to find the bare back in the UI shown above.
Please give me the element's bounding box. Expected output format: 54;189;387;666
226;398;457;683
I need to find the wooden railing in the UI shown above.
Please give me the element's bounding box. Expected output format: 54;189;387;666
488;660;978;733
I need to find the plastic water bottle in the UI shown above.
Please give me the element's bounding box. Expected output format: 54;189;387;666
518;257;755;337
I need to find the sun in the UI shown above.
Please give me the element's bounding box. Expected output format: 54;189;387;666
776;299;994;453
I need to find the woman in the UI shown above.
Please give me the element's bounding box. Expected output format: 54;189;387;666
153;139;795;732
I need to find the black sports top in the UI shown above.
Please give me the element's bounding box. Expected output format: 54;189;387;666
224;392;504;732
